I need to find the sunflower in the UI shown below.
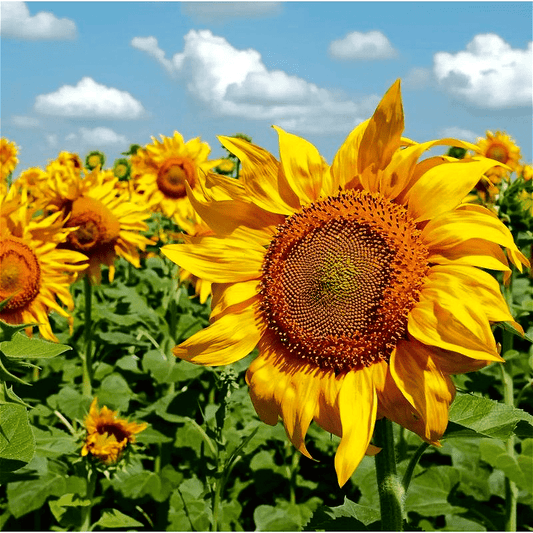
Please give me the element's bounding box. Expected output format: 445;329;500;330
81;398;147;464
38;167;152;283
1;138;19;182
0;188;88;341
162;81;529;487
131;131;224;230
475;130;522;178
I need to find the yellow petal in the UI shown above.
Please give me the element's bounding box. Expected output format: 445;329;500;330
407;158;503;222
173;301;260;365
273;126;329;205
358;80;404;178
391;339;455;443
335;367;378;487
161;237;263;283
210;280;260;322
218;135;299;214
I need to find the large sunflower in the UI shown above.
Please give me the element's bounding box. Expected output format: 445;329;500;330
0;188;88;341
131;131;224;231
38;166;152;283
162;81;529;486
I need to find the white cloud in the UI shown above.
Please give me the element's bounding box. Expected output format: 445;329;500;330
131;30;379;134
329;31;398;60
181;2;282;22
0;1;76;40
11;115;41;128
439;127;478;143
434;34;532;108
46;134;58;148
34;78;146;119
65;127;128;147
403;67;433;90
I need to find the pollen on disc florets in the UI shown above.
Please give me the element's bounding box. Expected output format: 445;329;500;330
0;237;41;311
260;189;429;373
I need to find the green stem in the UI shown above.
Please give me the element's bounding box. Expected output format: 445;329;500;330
501;275;517;532
401;442;429;492
80;466;96;531
82;276;93;397
374;418;404;531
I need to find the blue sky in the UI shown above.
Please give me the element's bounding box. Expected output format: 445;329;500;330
1;1;532;176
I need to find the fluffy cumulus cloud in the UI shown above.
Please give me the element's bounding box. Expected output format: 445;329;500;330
131;30;380;134
181;2;282;22
329;31;398;60
0;1;77;40
65;127;128;147
34;78;145;119
434;34;532;108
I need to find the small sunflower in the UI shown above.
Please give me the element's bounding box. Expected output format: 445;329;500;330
113;158;131;181
519;164;533;182
38;167;152;283
131;131;224;229
162;80;529;487
0;188;88;341
85;150;106;171
1;138;19;181
476;130;522;178
81;398;147;465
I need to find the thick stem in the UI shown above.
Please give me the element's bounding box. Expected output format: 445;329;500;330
82;276;93;397
374;418;404;531
80;466;96;531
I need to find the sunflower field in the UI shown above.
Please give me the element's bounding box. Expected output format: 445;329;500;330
1;81;532;532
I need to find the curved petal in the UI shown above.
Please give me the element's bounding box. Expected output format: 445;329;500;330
424;345;492;375
210;279;261;322
173;301;261;365
391;339;455;443
329;119;370;191
408;297;503;363
218;135;299;215
335;367;378;487
273;126;329;205
199;170;248;202
407;158;503;222
246;336;322;459
427;238;511;273
358;80;404;180
186;182;281;246
161;236;264;283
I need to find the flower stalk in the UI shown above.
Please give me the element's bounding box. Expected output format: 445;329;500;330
374;417;404;531
82;276;93;397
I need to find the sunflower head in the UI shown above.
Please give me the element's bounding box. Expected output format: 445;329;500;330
55;151;84;175
1;138;19;181
85;150;106;171
162;80;529;487
81;398;147;465
113;158;131;181
476;130;522;178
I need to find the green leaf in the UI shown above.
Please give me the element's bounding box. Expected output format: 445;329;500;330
480;439;533;493
446;393;533;440
0;332;71;359
95;373;134;411
0;320;34;341
49;493;90;527
444;514;486;531
254;504;301;531
0;382;32;408
142;349;180;384
93;509;143;529
33;426;78;457
0;404;35;475
404;466;467;517
47;386;91;422
304;497;380;531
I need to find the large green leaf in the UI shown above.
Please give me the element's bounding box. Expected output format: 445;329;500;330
92;509;143;529
49;493;90;528
0;404;35;475
304;497;380;531
0;332;71;359
446;393;533;439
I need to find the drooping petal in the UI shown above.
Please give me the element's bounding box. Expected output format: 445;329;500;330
335;367;378;487
273;126;329;206
161;236;264;283
406;158;503;222
391;339;455;443
210;280;261;322
219;135;299;215
173;301;261;365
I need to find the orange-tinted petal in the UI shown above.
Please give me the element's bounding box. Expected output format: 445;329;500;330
210;279;260;322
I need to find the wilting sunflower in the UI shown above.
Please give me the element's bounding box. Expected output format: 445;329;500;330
475;130;522;178
0;188;88;341
38;167;152;283
131;131;224;230
81;398;147;465
162;81;529;487
1;138;19;181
